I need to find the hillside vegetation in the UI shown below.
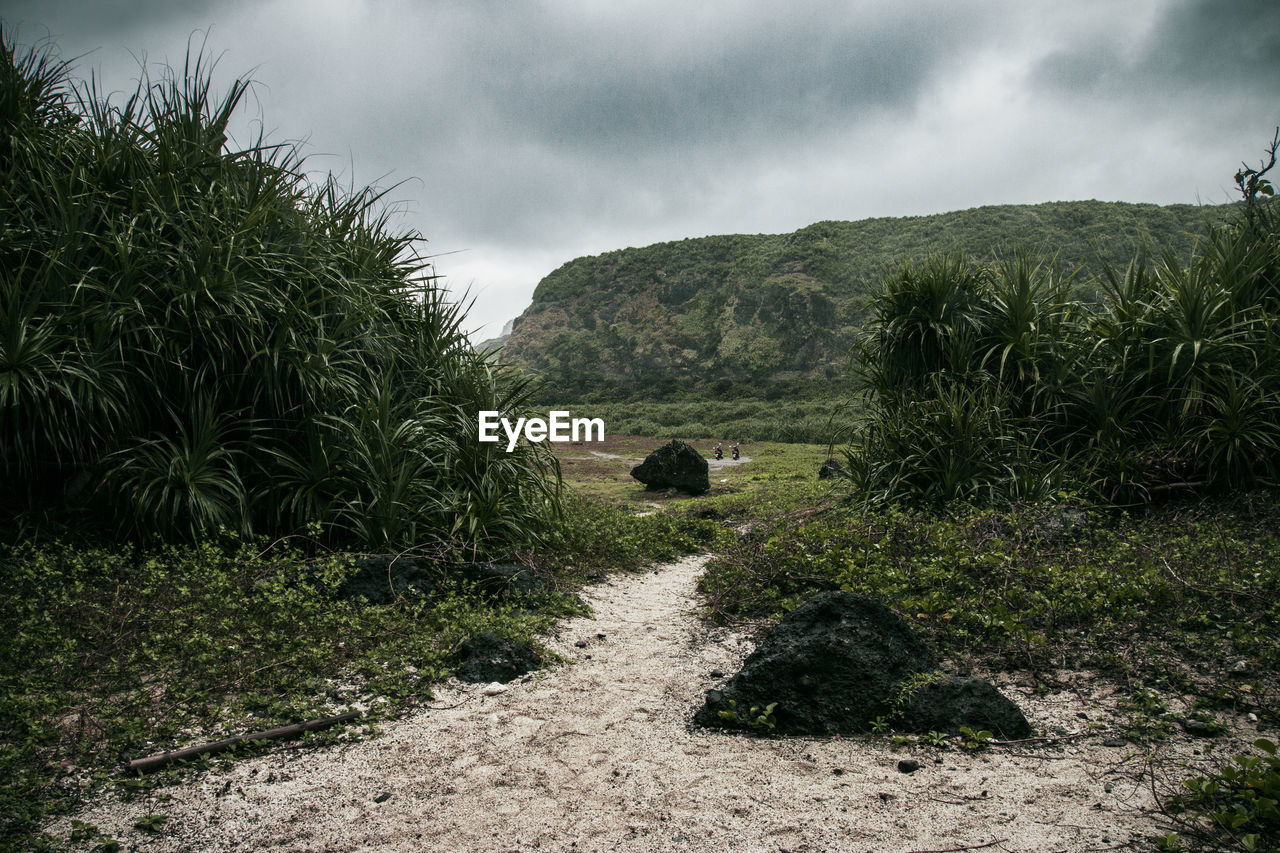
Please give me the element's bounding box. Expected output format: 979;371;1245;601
846;197;1280;506
503;200;1235;388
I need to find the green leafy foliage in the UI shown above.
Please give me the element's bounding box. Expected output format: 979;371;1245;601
716;699;778;732
920;730;951;749
132;813;168;834
0;537;568;846
1160;738;1280;853
525;491;731;580
546;394;856;445
0;28;558;555
846;193;1280;507
959;726;994;751
700;496;1280;698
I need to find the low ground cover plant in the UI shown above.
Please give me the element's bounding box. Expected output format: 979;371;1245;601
1156;737;1280;853
700;495;1280;713
0;491;722;850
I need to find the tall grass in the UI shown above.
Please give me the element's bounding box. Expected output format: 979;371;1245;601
0;28;558;554
847;184;1280;506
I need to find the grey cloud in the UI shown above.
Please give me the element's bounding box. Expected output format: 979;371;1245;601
1032;0;1280;103
1142;0;1280;93
456;2;989;156
357;1;1010;249
1032;43;1124;96
5;0;1273;338
2;0;242;45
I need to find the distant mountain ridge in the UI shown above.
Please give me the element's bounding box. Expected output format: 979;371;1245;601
475;318;512;354
499;200;1235;384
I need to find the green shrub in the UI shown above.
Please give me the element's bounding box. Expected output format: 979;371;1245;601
528;491;731;579
0;28;558;555
699;496;1280;687
1157;738;1280;853
846;173;1280;507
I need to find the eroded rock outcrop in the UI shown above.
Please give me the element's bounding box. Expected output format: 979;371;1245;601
694;590;1030;738
630;439;710;494
694;591;936;735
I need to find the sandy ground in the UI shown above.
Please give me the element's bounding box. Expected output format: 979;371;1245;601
51;554;1249;852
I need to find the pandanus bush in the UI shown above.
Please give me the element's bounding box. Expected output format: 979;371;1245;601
848;148;1280;506
0;28;559;554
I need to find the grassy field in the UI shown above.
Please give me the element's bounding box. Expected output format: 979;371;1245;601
550;433;835;507
543;398;860;446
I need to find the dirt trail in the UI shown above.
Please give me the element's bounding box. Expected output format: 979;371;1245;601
57;555;1215;852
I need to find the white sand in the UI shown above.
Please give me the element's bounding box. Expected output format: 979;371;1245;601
51;554;1246;852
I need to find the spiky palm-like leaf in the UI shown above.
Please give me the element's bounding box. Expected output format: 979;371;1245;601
0;26;561;554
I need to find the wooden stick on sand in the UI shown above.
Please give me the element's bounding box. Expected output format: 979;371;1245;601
127;710;363;774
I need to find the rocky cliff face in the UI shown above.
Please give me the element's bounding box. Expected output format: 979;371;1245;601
501;201;1230;383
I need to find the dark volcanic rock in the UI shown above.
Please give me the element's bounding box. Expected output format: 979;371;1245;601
338;555;438;605
630;439;710;494
817;458;848;480
341;558;566;610
693;591;937;735
459;563;551;599
454;631;543;683
900;675;1032;739
694;591;1034;739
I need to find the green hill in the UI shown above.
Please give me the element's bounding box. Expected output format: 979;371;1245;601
502;200;1235;387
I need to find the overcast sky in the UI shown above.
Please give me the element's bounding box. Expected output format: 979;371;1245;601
5;1;1279;339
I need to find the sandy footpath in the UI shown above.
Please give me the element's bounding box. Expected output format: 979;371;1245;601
53;554;1236;852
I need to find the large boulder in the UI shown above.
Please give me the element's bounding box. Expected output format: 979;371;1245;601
454;632;543;683
900;675;1031;739
630;439;710;494
693;590;1032;738
694;591;937;735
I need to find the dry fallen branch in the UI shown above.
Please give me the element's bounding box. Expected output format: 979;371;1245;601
127;710;363;774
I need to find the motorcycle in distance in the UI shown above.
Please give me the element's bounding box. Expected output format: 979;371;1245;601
731;444;740;460
713;443;723;460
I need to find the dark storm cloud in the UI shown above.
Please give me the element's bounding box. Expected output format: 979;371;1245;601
0;0;1006;251
2;0;240;41
1032;0;1280;104
1143;0;1280;93
4;0;1274;337
457;2;985;157
338;0;1006;249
